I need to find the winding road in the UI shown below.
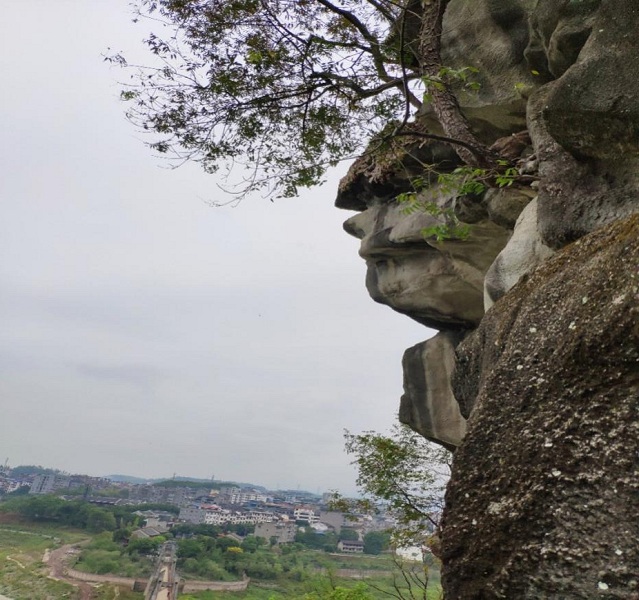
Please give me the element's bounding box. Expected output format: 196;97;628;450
45;543;94;600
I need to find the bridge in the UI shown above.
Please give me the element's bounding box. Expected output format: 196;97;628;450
144;542;180;600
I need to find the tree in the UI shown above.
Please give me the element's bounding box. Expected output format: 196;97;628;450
332;426;449;599
86;508;117;533
127;536;164;555
109;0;501;199
362;531;390;555
240;535;265;553
177;537;203;559
341;424;450;547
339;528;359;541
302;582;373;600
112;527;133;543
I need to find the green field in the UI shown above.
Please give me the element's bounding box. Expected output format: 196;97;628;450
0;515;440;600
0;523;82;599
178;550;442;600
0;521;143;600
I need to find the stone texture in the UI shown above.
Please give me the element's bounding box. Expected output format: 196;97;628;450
399;331;467;451
335;133;460;212
525;0;600;80
485;187;534;230
441;0;537;109
540;0;639;159
342;190;511;330
443;215;639;599
527;0;639;249
484;198;554;310
336;2;639;595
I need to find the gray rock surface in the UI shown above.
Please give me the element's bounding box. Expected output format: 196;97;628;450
485;187;534;230
342;190;510;330
336;1;639;596
484;198;554;310
443;214;639;599
528;0;639;249
399;331;467;451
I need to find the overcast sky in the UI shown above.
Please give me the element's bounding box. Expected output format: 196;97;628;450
0;2;433;495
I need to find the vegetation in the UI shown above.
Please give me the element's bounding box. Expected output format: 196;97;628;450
178;570;442;600
396;162;521;241
341;424;450;547
6;465;60;478
0;495;143;532
72;532;155;577
108;0;509;200
362;531;390;556
0;523;85;599
0;456;446;597
0;510;440;599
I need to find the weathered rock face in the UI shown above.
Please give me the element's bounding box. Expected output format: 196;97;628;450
342;193;511;330
484;198;554;309
443;215;639;598
336;0;639;597
400;331;467;451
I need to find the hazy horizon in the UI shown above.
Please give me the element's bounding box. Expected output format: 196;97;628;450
0;2;434;496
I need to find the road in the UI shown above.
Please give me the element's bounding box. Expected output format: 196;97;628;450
145;542;179;600
45;543;94;600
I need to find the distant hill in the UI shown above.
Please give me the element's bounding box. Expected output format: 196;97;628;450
105;474;153;484
10;465;61;478
105;474;267;490
152;478;267;491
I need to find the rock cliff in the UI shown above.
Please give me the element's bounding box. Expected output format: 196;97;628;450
336;1;639;597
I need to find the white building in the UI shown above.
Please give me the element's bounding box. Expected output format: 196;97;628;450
294;507;319;524
179;506;207;524
29;474;71;495
255;521;297;544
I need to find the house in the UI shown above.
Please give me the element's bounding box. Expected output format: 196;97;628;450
29;474;71;495
223;532;245;544
179;506;207;524
319;511;346;534
293;507;319;524
254;521;297;544
130;526;164;539
337;540;364;554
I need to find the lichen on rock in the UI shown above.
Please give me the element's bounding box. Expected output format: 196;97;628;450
335;0;639;596
443;214;639;598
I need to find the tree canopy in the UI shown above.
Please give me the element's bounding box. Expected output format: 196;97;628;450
110;0;494;199
342;424;450;546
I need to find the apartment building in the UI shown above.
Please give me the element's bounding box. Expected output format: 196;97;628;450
255;521;297;544
29;474;71;495
293;507;320;524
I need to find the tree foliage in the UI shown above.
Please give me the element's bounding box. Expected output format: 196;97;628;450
0;495;122;533
109;0;498;199
362;531;390;555
112;0;413;197
342;424;450;546
0;496;164;533
296;527;339;552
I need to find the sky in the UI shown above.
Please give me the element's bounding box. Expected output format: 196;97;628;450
0;2;433;495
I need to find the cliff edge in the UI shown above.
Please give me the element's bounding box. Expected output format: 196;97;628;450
336;1;639;597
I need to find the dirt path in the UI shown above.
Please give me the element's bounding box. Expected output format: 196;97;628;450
5;556;25;570
44;543;94;600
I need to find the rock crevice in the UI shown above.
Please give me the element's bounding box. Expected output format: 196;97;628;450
336;0;639;596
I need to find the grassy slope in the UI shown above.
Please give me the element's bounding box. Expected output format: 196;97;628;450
0;519;144;600
0;524;82;599
180;550;442;600
0;517;440;600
